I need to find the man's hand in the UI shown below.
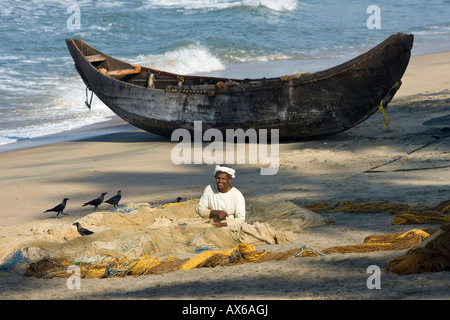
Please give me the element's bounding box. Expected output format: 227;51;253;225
213;222;228;228
209;210;228;221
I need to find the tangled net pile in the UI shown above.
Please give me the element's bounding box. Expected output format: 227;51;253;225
1;199;449;278
304;199;450;225
386;223;450;275
25;243;323;279
1;198;327;278
23;226;448;278
322;228;434;254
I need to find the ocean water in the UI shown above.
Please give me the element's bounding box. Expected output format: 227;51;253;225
1;0;449;150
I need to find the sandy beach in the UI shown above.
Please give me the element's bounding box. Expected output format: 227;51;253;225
0;50;449;301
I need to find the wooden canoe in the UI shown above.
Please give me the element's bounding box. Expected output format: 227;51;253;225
65;33;413;139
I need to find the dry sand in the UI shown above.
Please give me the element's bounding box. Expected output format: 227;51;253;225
0;51;449;301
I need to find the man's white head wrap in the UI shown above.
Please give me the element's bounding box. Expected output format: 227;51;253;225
214;165;235;178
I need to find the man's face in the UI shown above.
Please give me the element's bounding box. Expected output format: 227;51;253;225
215;172;231;192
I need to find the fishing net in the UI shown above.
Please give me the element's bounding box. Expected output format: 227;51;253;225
24;242;323;279
322;229;434;254
386;223;450;275
304;199;450;225
3;198;449;278
391;212;450;225
0;198;327;273
24;226;443;279
303;200;428;215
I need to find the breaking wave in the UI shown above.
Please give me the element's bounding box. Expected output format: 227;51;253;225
144;0;299;13
131;43;226;75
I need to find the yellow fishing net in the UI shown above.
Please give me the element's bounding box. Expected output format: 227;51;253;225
24;242;325;279
322;229;432;254
3;198;449;278
303;199;450;225
387;223;450;275
0;198;327;272
25;226;440;279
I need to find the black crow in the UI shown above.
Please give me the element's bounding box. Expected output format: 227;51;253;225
174;197;185;203
44;198;69;218
72;222;94;236
82;192;107;209
105;190;122;208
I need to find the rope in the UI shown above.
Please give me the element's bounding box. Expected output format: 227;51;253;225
377;80;401;130
180;243;267;271
322;229;431;254
392;212;450;225
85;86;93;109
378;100;390;129
303;200;450;225
303;200;429;215
295;246;323;257
387;223;450;275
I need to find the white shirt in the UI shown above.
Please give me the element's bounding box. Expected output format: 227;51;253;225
197;184;246;226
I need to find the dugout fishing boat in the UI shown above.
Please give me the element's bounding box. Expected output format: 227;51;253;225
65;33;413;139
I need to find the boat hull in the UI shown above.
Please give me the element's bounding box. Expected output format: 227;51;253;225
66;33;413;139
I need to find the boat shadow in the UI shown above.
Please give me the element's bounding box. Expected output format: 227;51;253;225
76;130;171;144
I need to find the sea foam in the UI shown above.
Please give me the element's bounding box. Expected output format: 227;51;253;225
131;43;225;74
144;0;298;12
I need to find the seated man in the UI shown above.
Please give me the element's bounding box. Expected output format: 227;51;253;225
197;165;246;228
